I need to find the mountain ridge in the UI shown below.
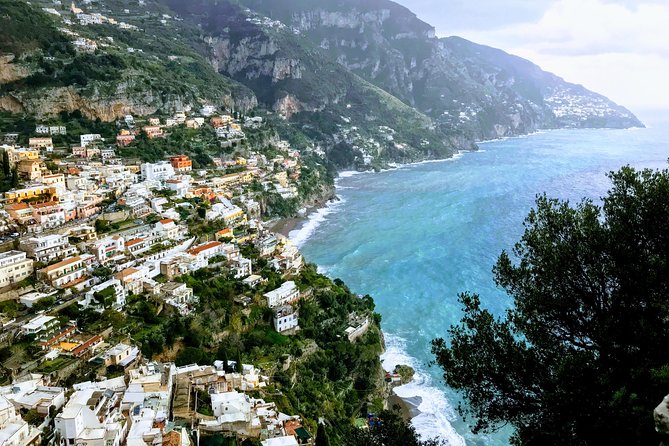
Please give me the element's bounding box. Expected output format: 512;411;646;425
0;0;644;169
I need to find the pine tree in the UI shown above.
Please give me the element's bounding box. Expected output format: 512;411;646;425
235;350;243;373
2;150;9;177
316;423;330;446
433;166;669;445
10;167;18;188
218;345;230;372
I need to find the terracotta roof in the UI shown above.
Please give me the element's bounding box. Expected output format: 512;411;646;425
40;325;77;348
159;219;174;225
125;238;145;247
188;241;222;256
72;335;103;357
162;431;181;446
217;228;233;235
115;267;139;281
31;201;60;209
6;203;30;211
41;256;82;273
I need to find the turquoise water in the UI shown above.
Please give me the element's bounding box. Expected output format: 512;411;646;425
293;122;669;445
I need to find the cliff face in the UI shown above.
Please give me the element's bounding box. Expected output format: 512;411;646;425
0;74;257;122
0;0;257;122
239;0;644;139
163;0;461;164
1;0;644;166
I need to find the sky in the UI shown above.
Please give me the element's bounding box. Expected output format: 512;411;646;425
393;0;669;115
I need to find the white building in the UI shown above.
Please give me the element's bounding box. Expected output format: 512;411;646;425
200;105;216;116
103;343;140;368
82;279;126;311
187;241;223;263
0;251;33;288
273;305;299;334
162;282;197;316
140;161;175;184
38;255;91;289
55;388;127;446
165;178;189;198
262;437;299;446
21;315;59;339
50;126;66;135
211;390;252;421
2;381;66;416
154;219;179;241
19;234;77;264
80;133;102;147
93;236;125;263
0;395;41;446
264;281;299;308
233;257;252;279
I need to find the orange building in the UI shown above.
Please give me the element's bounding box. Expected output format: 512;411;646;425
143;125;163;139
169;155;193;172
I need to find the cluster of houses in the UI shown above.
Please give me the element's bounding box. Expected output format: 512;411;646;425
0;354;311;446
114;109;260;147
0;102;330;446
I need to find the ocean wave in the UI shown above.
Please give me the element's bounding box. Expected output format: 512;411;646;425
477;129;548;144
336;170;365;181
381;333;466;446
288;197;346;248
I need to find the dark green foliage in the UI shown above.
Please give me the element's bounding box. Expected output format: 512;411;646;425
92;267;112;280
235;350;243;373
433;166;669;446
316;423;330;446
0;0;70;54
2;150;9;177
263;193;299;218
176;347;213;367
32;296;55;312
93;287;116;309
3;53;127;92
345;410;443;445
328;142;361;169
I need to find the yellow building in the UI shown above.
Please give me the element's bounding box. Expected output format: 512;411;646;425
4;185;59;204
5;147;39;167
17;160;43;181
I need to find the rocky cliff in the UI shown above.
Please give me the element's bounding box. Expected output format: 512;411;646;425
1;0;644;167
238;0;643;139
0;0;256;122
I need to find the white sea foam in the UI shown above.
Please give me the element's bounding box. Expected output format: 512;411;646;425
288;197;346;248
336;170;365;180
477;129;548;144
381;333;466;446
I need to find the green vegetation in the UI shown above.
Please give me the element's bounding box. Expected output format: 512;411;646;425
346;410;443;445
433;166;669;446
0;0;70;54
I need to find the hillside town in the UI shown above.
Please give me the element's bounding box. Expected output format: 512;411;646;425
0;104;376;446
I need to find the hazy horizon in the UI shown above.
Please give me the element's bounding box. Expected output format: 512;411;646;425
393;0;669;114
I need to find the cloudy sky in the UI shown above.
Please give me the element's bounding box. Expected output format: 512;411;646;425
394;0;669;115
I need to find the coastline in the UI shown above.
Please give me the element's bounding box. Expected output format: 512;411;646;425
270;216;304;238
273;133;546;440
387;392;416;421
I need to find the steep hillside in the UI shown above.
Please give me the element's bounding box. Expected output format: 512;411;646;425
0;0;644;167
239;0;643;139
160;0;463;166
0;0;256;121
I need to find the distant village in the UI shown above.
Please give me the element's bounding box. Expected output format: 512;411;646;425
0;96;375;446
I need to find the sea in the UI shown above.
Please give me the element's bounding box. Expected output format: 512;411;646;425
290;114;669;446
